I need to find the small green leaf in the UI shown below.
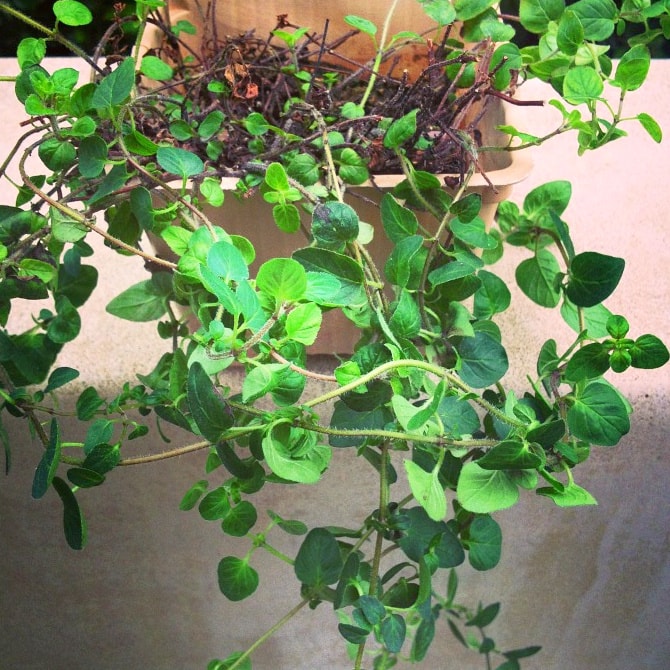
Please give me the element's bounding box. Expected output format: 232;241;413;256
614;45;650;92
199;487;231;521
404;460;447;521
312;201;359;248
272;203;301;233
222;501;258;536
52;476;87;549
179;480;209;511
383;109;418;149
516;249;562;308
457;462;519;513
244;111;270;136
637;113;662;142
564;342;611;381
467;515;502;571
563;66;604;104
106;279;168;321
32;419;61;499
156;146;204;178
187;362;233;442
257;258;307;304
217;556;259;601
567;379;630;446
477;439;543;470
285;302;322;345
344;14;377;36
455;332;508;388
466;602;500;627
294;528;343;587
565;251;624;307
381;193;418;243
537;481;598;507
140;55;174;81
381;613;406;653
264;162;290;191
629;334;669;369
43;367;79;394
17;38;47;68
92;57;135;108
53;0;92;26
76;386;104;421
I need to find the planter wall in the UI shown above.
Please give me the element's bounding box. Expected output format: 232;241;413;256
1;59;669;670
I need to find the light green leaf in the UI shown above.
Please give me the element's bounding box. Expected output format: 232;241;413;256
516;249;562;308
405;460;447;521
140;55;173;81
537;482;598;506
457;462;519;513
106;279;168;321
53;0;92;26
156;146;204;178
563;66;604;104
91;57;135;108
285;302;322;345
256;258;307;304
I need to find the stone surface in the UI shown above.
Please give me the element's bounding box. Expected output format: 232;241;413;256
0;57;668;670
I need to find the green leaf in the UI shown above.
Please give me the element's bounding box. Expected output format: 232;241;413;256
344;14;377;36
537;482;598;506
567;379;630;446
156;146;204;178
207;241;249;283
244;112;270;136
264;162;291;191
519;0;565;33
38;138;76;171
200;177;225;207
312;202;359;248
389;289;421;340
217;556;259;601
563;65;604;104
242;364;285;403
466;602;500;627
199;487;231;521
76;386;104;421
256;258;307;304
92;57;135;108
397;507;465;568
454;0;498;21
386;235;426;289
32;419;61;499
614;45;650;92
67;467;106;488
477;439;543;470
271;203;301;233
450;217;498;249
516;249;562;308
565;251;624;307
418;0;457;25
467;515;502;571
405;460;446;521
261;427;330;484
457;462;519;513
571;0;617;41
629;334;670;369
222;501;258;536
339;624;370;645
637;113;662;142
455;332;508;388
267;510;308;535
383;109;418;149
179;480;209;511
564;342;610;381
380;194;418;243
187;362;233;442
17;38;47;68
140;55;173;81
52;476;87;549
381;613;406;653
106;279;168;321
53;0;92;26
474;270;511;319
43;367;79;394
294;528;343;587
557;10;584;55
285;302;322;345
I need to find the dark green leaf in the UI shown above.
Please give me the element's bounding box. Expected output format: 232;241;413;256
295;528;343;587
381;193;418;242
106;279;168;321
566;251;624;307
222;501;258;536
455;332;508;388
564;342;611;381
466;602;500;627
32;418;61;499
43;367;79;394
76;386;104;421
477;439;543;470
381;614;406;653
67;467;105;488
217;556;259;601
629;334;669;369
187;362;233;442
78;135;108;178
467;515;502;571
312;202;359;249
52;476;87;549
179;480;209;511
338;623;370;645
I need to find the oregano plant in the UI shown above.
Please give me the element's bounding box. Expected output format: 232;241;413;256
0;1;668;668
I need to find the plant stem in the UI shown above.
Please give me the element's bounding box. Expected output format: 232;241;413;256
227;598;310;670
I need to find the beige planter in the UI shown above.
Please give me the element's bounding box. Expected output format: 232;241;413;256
148;0;444;76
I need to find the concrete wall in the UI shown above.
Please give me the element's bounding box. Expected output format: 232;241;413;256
0;58;668;670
